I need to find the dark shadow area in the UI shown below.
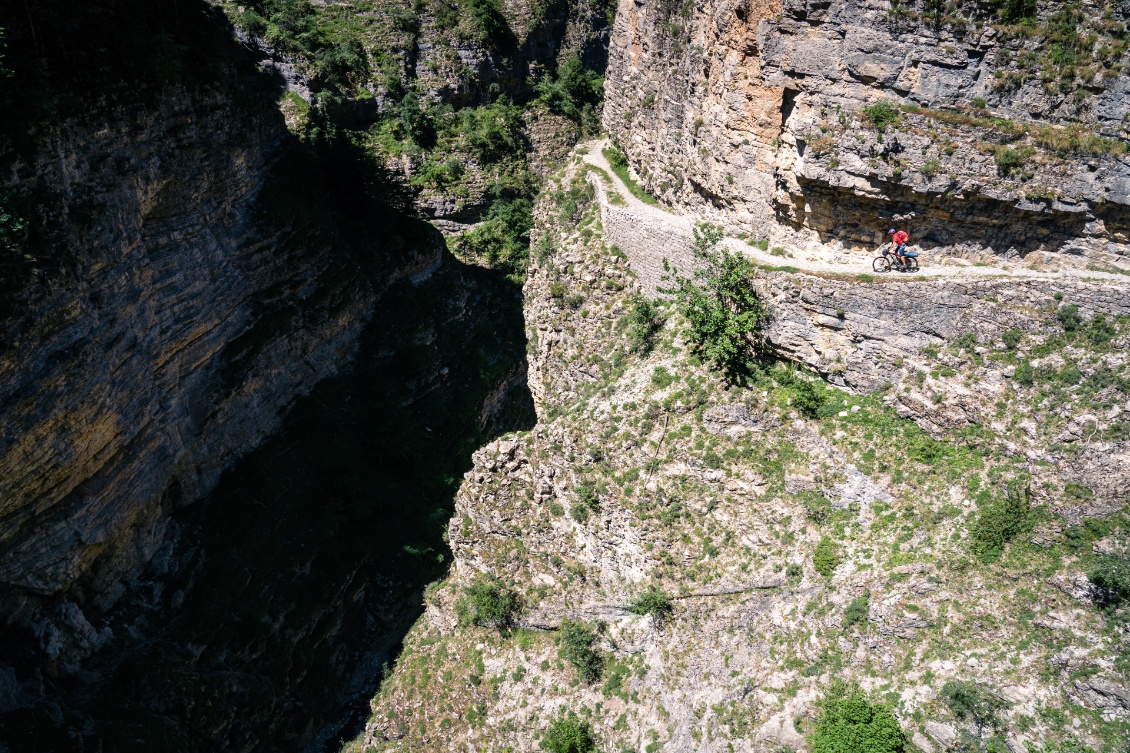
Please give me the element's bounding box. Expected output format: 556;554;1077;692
0;235;534;752
0;0;535;750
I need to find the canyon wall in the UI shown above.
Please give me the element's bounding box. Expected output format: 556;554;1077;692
604;0;1130;266
0;7;390;676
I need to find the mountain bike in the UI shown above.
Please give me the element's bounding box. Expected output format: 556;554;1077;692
872;247;919;273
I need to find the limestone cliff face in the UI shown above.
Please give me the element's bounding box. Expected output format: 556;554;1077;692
604;0;1130;266
0;84;385;666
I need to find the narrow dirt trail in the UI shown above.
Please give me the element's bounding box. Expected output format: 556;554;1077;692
581;138;1130;286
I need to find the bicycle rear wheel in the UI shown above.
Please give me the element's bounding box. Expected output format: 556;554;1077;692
905;257;919;272
872;256;891;273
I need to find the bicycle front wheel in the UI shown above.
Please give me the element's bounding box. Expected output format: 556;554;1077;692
872;256;891;273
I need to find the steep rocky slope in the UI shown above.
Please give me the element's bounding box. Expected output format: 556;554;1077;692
604;0;1130;267
352;151;1130;753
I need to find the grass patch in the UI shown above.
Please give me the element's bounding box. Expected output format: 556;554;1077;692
604;144;661;206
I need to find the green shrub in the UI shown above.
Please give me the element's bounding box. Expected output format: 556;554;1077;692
1014;361;1033;386
535;56;604;131
569;503;590;522
810;681;904;753
0;192;27;249
1088;553;1130;613
941;680;1005;729
793;379;826;418
1056;303;1082;332
1084;313;1116;346
862;100;902;133
1001;329;1023;350
661;223;768;382
970;484;1032;563
801;491;834;524
814;537;842;577
843;594;869;630
992;0;1037;23
558;620;604;683
541;711;598;753
576;482;600;511
627;295;664;353
534;236;555;265
651;365;675;388
629;587;674;623
454;195;533;282
459;576;521;632
992;145;1034;176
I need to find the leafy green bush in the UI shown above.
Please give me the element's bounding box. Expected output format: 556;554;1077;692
992;0;1037;23
0;192;27;249
459;576;521;632
454;196;532;281
1001;329;1023;350
814;537;842;577
800;491;834;524
793;379;826;418
535;56;604;132
843;594;869;630
1056;303;1082;332
992;145;1034;176
629;587;674;623
627;295;664;353
1088;553;1130;613
651;365;675;388
862;100;902;133
662;223;768;382
558;620;604;683
462;0;510;48
970;484;1032;563
810;681;904;753
541;712;598;753
1013;361;1033;386
459;100;526;163
941;679;1005;729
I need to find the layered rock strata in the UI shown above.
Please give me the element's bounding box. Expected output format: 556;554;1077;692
0;86;383;666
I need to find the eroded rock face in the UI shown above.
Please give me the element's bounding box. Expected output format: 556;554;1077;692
604;0;1130;266
0;85;382;664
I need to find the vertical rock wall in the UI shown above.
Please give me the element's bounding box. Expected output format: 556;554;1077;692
604;0;1130;266
0;84;384;665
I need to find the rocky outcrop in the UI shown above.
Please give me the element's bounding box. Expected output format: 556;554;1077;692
604;0;1130;267
0;76;385;667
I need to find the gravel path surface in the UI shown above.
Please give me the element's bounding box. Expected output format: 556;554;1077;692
581;138;1130;285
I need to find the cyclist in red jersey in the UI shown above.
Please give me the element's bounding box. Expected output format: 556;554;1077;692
887;228;910;267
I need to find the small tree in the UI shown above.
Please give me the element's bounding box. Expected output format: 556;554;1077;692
810;681;904;753
814;536;842;577
541;711;598;753
843;593;870;630
662;223;768;382
629;586;674;624
558;620;603;683
941;680;1006;730
626;294;664;353
1088;553;1130;614
458;576;521;633
970;484;1032;563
